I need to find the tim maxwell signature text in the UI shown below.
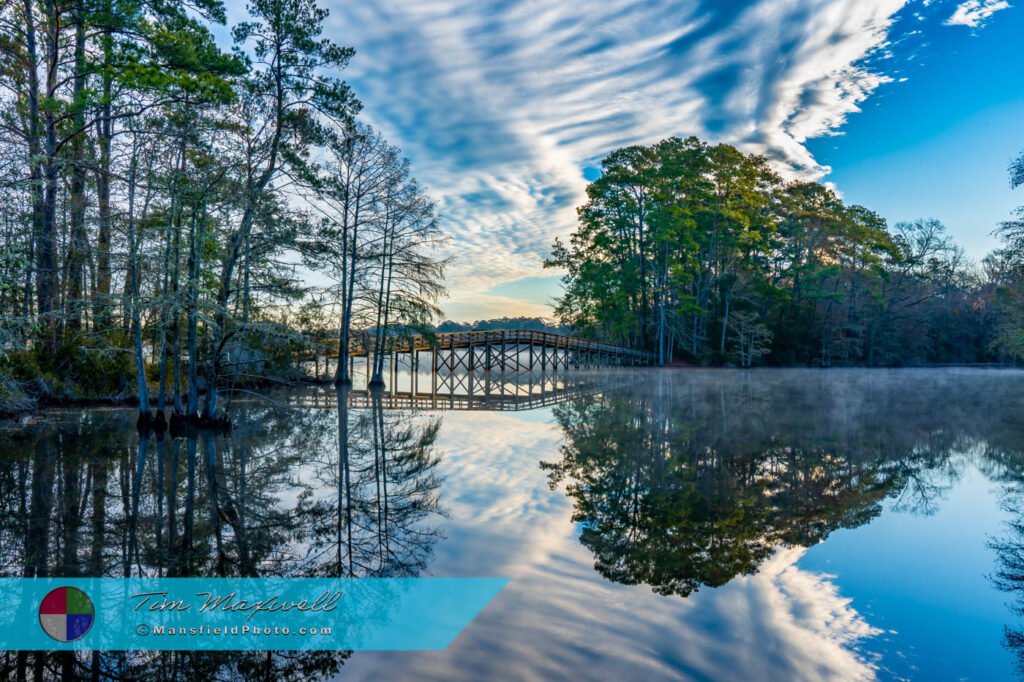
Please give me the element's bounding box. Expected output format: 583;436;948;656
131;590;342;622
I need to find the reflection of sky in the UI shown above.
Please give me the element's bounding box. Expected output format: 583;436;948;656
799;456;1016;681
340;409;893;680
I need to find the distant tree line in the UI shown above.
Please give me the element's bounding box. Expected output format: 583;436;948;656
547;136;1024;366
435;316;571;334
0;0;446;417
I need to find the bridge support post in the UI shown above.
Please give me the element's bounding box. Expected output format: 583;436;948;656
448;346;456;390
412;350;418;396
390;348;397;395
431;346;438;397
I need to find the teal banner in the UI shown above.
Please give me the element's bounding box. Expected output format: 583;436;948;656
0;577;508;651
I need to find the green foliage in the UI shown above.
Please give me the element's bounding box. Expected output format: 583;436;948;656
0;0;420;415
990;151;1024;361
41;334;133;399
233;0;360;141
0;374;36;416
0;331;134;404
550;136;993;367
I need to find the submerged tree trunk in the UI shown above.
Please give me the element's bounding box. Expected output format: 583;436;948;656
334;190;353;386
158;135;188;412
369;203;393;388
187;195;209;418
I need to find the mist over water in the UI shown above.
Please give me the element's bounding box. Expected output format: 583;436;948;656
2;368;1024;680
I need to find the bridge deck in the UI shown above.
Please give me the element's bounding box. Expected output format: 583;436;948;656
327;329;654;363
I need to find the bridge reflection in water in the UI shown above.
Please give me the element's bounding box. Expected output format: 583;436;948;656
290;368;642;411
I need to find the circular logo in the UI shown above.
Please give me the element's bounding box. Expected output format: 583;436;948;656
38;587;94;642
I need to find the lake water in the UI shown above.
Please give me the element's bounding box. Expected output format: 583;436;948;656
2;368;1024;680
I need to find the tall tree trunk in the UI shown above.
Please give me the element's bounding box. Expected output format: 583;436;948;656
334;180;353;386
22;0;42;324
127;141;149;415
369;202;392;386
720;290;731;354
206;51;286;418
94;15;114;330
38;0;62;344
64;3;88;332
338;186;364;386
158;130;188;411
187;195;209;418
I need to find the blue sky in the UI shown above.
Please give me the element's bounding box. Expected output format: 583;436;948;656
282;0;1023;321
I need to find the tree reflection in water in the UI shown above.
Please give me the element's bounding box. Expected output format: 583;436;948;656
543;370;1024;611
987;482;1024;676
8;370;1024;679
0;388;445;681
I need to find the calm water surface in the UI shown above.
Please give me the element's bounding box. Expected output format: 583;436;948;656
2;368;1024;681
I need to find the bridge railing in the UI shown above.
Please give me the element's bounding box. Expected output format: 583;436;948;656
331;327;659;360
327;329;655;363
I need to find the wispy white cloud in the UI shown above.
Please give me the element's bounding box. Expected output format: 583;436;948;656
945;0;1011;27
313;0;929;318
345;410;884;680
443;293;554;321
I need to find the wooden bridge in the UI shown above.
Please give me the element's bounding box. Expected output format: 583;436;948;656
317;329;656;388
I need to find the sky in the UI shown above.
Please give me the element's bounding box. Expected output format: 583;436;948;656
277;0;1024;322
